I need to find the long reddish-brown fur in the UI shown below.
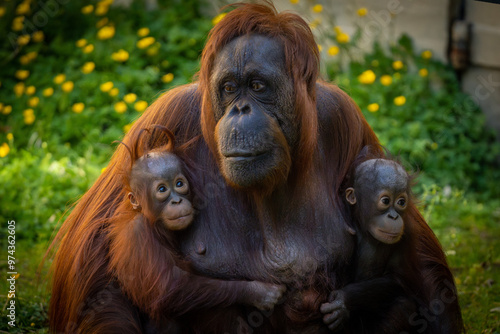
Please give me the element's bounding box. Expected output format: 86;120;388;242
49;2;462;333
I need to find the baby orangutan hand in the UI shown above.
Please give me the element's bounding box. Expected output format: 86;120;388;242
320;289;349;331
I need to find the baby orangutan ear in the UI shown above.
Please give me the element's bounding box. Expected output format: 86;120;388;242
128;192;141;211
345;187;357;205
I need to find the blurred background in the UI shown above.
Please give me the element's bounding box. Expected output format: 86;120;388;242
0;0;499;332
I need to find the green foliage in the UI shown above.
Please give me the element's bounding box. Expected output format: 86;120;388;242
324;36;500;197
0;0;213;241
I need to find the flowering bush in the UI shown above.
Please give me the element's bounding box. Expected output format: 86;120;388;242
0;0;212;241
322;36;500;194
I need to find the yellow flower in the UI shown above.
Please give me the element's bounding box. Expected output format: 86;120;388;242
81;4;94;14
7;133;13;141
3;105;12;115
19;51;38;65
419;68;429;77
392;60;403;70
394;95;406;106
431;142;438;150
83;44;94;53
25;85;35;95
15;69;30;80
12;16;24;31
290;0;299;3
358;70;376;85
357;7;368;16
134;100;148;112
367;103;379;113
109;87;119;97
96;17;109;28
111;49;129;62
137;36;155;49
32;31;44;43
137;27;150;37
76;38;87;48
72;102;85;113
28;96;39;107
101;167;107;173
309;18;321;30
14;83;25;96
312;4;323;13
317;44;323;52
0;143;10;158
54;74;66;84
212;13;226;25
43;87;54;97
336;32;349;44
114;101;127;113
82;62;95;74
328;46;339;56
380;75;392;86
17;34;30;46
146;46;159;56
123;123;133;133
23;108;35;124
0;7;5;17
95;4;109;16
97;25;115;40
16;2;30;15
100;81;113;92
161;73;174;83
421;50;432;59
62;81;74;93
124;93;137;103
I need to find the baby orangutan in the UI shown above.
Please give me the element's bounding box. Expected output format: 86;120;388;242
107;126;285;327
321;158;420;333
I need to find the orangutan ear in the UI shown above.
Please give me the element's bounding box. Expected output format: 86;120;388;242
128;192;141;211
345;187;357;205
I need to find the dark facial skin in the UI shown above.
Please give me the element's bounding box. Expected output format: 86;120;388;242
210;34;295;189
346;159;409;244
129;152;194;231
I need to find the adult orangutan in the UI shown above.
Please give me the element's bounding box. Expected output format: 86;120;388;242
49;2;463;333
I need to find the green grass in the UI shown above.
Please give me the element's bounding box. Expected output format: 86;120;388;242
0;241;51;333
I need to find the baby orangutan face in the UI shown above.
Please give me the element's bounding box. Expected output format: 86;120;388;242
346;159;409;245
129;151;194;231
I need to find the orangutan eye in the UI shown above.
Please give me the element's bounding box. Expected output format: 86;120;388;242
251;80;265;92
158;185;167;193
176;180;183;187
381;197;390;205
223;82;236;93
397;198;406;208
